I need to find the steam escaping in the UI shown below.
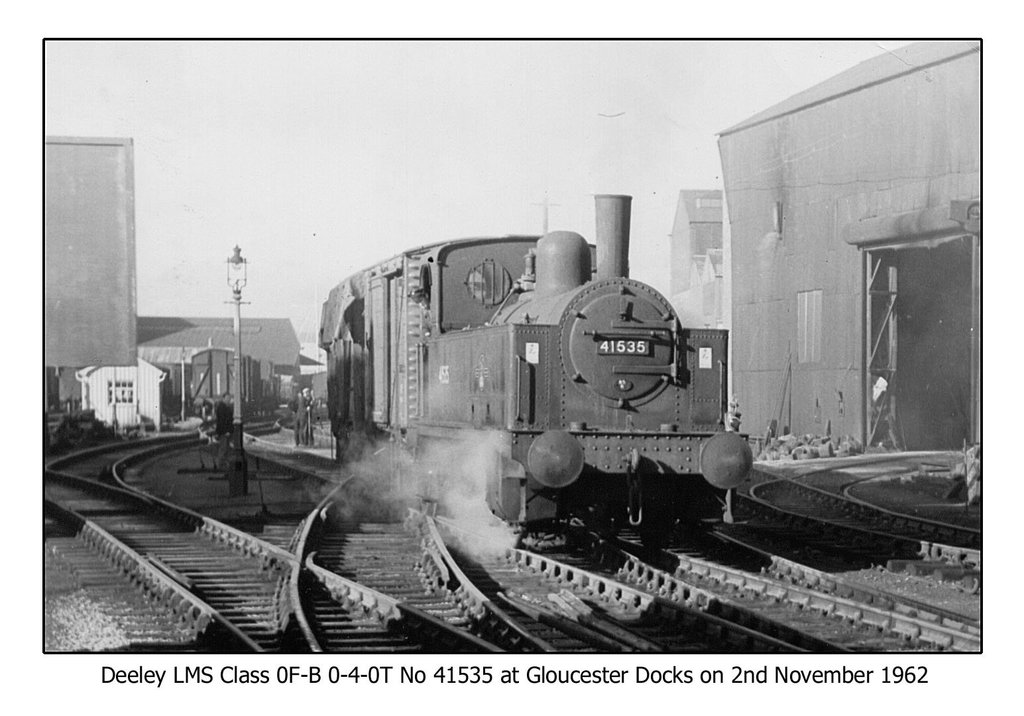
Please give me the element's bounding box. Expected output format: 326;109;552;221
330;429;519;561
425;430;520;561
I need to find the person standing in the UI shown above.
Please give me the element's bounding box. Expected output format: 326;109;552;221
294;389;309;447
214;393;234;468
302;388;315;446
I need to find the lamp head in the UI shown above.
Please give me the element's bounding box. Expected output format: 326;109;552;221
227;245;248;292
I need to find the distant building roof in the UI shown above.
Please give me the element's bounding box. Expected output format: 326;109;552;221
675;190;723;226
691;250;724;280
670;189;724;296
706;248;724;277
137;316;300;367
298;341;326;375
719;41;980;137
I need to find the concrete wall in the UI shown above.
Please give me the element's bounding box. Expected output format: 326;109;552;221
719;48;979;440
45;137;137;367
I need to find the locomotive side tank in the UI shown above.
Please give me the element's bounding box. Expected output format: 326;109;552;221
319;236;541;454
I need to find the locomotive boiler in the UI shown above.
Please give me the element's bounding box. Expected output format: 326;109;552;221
320;195;752;543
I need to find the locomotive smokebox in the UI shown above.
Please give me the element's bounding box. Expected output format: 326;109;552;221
595;194;632;280
536;231;591;296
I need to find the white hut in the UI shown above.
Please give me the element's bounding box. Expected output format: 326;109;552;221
75;359;166;432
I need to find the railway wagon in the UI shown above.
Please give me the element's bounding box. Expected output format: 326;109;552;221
190;347;277;417
320;196;752;542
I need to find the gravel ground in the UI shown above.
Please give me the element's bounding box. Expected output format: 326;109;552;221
44;541;201;652
44;548;132;652
838;565;981;622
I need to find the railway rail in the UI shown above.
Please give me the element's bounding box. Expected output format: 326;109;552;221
734;468;981;592
434;516;810;653
44;437;981;653
293;486;501;653
45;499;253;651
746;476;980;550
297;493;621;652
46;436;484;653
766;554;980;637
45;468;299;651
599;529;980;652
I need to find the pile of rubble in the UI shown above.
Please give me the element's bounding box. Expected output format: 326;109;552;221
944;444;981;506
756;433;865;462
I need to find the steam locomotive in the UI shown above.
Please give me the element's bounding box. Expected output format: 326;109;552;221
320;195;752;543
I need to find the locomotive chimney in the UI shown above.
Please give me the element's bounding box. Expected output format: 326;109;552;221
595;194;632;280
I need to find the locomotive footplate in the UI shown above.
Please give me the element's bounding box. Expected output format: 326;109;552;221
509;429;714;483
567;431;705;476
506;429;743;531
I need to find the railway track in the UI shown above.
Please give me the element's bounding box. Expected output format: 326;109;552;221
702;526;979;628
672;517;979;628
765;554;980;636
44;438;980;653
746;476;980;549
433;516;808;653
733;468;981;593
601;528;980;652
294;480;544;652
44;501;251;652
44;469;299;651
46;437;493;653
296;500;498;653
297;484;804;653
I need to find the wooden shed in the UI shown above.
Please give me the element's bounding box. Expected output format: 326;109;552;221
74;359;166;432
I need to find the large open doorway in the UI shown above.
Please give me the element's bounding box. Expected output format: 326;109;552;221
865;235;977;450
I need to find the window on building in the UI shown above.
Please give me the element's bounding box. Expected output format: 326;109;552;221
797;290;823;363
108;380;134;404
695;197;722;209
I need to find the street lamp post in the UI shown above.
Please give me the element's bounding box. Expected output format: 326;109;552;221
227;245;248;496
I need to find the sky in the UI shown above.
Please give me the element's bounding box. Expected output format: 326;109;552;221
44;40;914;343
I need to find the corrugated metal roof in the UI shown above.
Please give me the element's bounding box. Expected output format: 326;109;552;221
137;346;201;365
137;316;300;367
719;41;980;137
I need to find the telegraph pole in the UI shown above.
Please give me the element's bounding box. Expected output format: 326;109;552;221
531;195;561;234
226;246;249;496
180;347;187;423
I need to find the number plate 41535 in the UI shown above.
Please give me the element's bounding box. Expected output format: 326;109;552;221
597;339;651;356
